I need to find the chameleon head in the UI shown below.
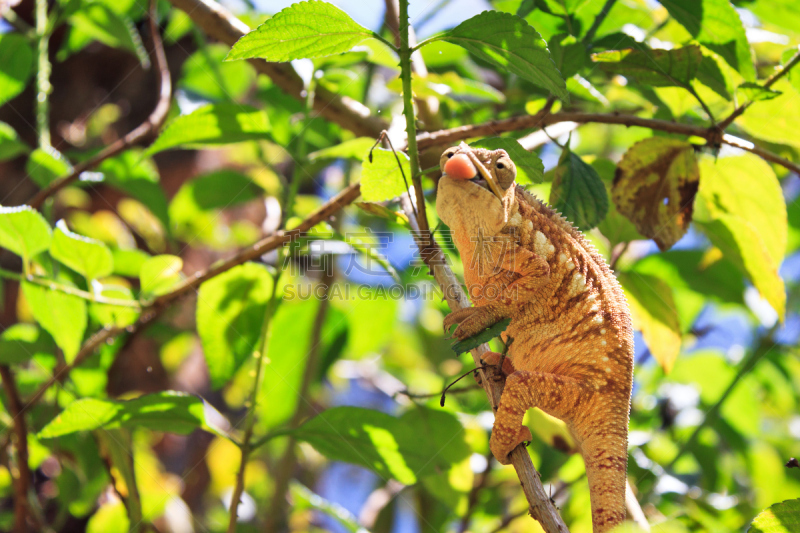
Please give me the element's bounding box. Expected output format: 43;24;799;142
436;142;518;237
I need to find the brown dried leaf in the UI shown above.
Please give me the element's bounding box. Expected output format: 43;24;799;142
612;138;699;251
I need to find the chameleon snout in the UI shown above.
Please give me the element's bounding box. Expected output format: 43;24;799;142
443;153;478;180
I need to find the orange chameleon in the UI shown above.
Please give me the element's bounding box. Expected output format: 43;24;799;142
435;143;634;532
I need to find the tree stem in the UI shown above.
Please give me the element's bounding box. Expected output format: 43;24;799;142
398;0;428;236
35;0;51;149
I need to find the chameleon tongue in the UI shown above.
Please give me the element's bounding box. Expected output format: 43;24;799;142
443;153;478;180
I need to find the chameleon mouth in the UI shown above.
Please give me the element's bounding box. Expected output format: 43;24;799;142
465;151;505;201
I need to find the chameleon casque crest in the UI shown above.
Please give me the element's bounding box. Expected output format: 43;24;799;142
435;143;635;533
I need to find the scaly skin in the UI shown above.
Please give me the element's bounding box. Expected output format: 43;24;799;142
436;143;634;533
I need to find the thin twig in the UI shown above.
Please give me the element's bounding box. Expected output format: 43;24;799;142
0;269;142;308
0;365;31;533
394;384;481;400
609;242;629;271
28;0;172;209
717;48;800;130
399;194;569;533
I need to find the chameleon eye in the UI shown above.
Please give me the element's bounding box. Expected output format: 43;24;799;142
496;162;505;169
447;151;455;158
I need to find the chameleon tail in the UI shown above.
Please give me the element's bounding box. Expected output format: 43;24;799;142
578;428;629;533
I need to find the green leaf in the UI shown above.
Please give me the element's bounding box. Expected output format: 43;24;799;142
89;284;139;328
69;3;148;64
50;220;114;281
783;48;800;95
0;206;52;261
736;82;781;104
38;391;230;438
0;324;56;364
469;137;545;184
749;498;800;533
168;170;262;246
0;33;34;108
0;122;29;161
548;34;586;79
180;44;256;101
146;103;271;155
257;300;326;430
111;248;150;277
549;149;608;230
179;170;262;210
659;0;755;80
612;137;699;251
360;148;411;202
226;0;374;62
294;406;470;485
618;271;681;373
450;317;511;354
696;53;730;98
22;282;87;363
310;137;375;162
196;263;273;389
439;11;568;101
97;150;169;228
26;147;72;188
139;254;183;297
592;45;702;87
737;81;800;149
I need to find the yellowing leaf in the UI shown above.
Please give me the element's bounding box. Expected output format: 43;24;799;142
612;137;699;251
618;271;681;373
695;154;787;319
749;498;800;533
695;215;785;321
697;154;786;266
737;81;800;149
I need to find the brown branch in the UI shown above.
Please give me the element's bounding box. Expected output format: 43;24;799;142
166;0;386;138
0;365;31;533
399;194;569;533
415;110;800;176
152;182;360;307
28;0;172;209
717;48;800;130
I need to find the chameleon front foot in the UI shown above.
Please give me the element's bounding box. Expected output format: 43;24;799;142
490;424;533;465
442;307;479;334
444;306;503;340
